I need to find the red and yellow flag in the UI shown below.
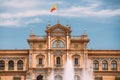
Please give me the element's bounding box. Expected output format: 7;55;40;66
50;4;57;12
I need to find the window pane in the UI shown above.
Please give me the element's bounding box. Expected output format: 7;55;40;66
75;58;78;65
93;60;99;70
0;60;5;70
37;75;43;80
39;58;42;64
52;40;65;48
14;77;21;80
17;60;23;70
95;77;102;80
111;61;117;70
102;61;108;70
8;60;14;70
74;75;80;80
57;57;60;64
55;75;62;80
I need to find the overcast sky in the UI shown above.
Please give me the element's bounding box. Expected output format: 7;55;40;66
0;0;120;49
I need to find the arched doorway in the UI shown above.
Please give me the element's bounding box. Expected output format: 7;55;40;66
37;75;43;80
55;75;62;80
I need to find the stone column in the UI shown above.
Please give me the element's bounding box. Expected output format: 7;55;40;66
48;35;51;67
66;35;69;61
32;73;36;80
21;76;24;80
29;54;32;68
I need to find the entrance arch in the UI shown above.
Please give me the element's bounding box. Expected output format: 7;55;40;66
55;75;62;80
37;75;43;80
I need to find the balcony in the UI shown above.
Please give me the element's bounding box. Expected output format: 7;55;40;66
71;36;81;40
102;68;108;70
37;64;44;68
17;67;23;70
74;64;80;68
0;67;4;70
93;68;99;70
55;64;63;67
8;67;14;70
111;68;117;71
36;35;46;39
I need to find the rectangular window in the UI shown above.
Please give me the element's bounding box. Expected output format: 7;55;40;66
39;58;42;64
75;58;78;65
95;77;102;80
13;77;21;80
115;77;120;80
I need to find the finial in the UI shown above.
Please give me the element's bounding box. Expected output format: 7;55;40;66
83;29;87;35
66;24;70;28
47;21;51;28
30;28;33;35
57;19;60;24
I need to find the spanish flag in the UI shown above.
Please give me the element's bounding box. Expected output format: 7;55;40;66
50;4;57;12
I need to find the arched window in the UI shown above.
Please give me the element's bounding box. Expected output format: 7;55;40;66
17;60;23;70
0;60;5;70
13;76;21;80
55;75;62;80
111;60;117;70
37;75;43;80
74;58;78;65
8;60;14;70
52;40;65;48
74;75;80;80
56;57;61;65
102;60;108;70
93;60;99;70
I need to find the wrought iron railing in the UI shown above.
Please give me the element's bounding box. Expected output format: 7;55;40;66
71;36;81;39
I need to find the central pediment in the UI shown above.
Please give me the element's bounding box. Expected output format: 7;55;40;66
46;23;71;36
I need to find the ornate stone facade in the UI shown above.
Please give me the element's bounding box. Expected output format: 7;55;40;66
0;23;120;80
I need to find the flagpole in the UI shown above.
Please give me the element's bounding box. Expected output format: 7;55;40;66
57;3;60;24
50;3;60;23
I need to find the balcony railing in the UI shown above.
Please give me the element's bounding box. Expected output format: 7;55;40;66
102;68;108;70
55;64;62;67
111;68;117;70
71;36;81;39
17;67;23;70
0;67;4;70
36;35;46;39
94;68;99;70
74;64;80;68
37;64;44;68
8;67;14;70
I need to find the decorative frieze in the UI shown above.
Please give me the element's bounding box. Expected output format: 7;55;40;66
0;56;25;61
89;56;120;61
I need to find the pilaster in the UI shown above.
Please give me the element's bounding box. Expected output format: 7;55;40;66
14;61;17;71
108;61;111;71
99;61;102;71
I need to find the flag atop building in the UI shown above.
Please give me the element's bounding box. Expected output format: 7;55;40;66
50;4;57;12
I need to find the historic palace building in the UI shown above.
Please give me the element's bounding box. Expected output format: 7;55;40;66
0;23;120;80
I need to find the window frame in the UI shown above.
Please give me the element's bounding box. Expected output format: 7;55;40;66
102;60;108;70
52;40;65;48
17;60;23;70
93;60;99;70
0;60;5;70
111;60;117;70
8;60;14;70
